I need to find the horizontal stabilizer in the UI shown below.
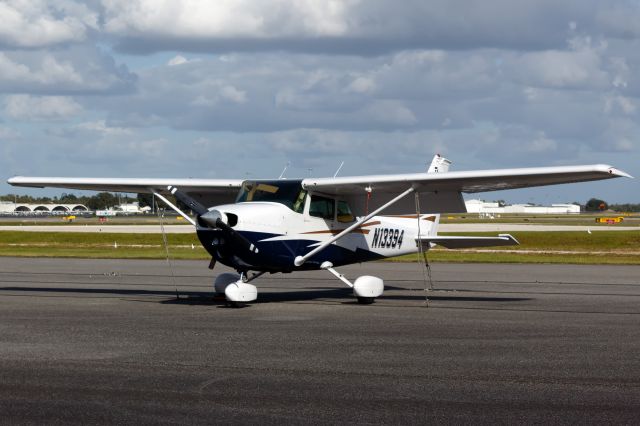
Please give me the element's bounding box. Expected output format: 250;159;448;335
417;234;519;249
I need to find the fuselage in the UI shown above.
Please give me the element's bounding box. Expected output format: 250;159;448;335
196;179;436;273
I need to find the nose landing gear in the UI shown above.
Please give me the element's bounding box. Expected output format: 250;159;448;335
214;271;266;307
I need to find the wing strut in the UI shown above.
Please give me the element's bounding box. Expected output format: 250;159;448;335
150;190;197;226
294;186;416;266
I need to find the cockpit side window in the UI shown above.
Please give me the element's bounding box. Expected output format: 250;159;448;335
337;201;355;223
309;195;335;220
293;190;307;214
235;180;306;212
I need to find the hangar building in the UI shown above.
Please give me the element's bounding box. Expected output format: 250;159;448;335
0;201;89;214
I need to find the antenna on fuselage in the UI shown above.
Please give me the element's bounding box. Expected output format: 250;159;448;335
333;161;345;178
279;161;291;179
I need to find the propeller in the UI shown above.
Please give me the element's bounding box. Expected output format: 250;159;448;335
166;186;258;254
167;185;207;215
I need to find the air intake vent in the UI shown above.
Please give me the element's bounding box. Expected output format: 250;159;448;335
226;213;238;227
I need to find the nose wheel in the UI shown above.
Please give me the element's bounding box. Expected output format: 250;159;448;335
214;271;266;306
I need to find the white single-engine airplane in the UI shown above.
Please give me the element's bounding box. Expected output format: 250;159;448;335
8;155;631;305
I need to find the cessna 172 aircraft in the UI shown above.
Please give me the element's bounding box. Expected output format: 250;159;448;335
8;155;631;305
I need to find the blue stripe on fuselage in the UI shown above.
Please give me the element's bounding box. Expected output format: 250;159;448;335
196;228;383;272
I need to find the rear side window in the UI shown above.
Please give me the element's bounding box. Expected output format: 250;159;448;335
337;201;354;223
309;195;335;220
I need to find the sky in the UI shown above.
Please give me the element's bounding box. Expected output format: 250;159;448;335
0;0;638;204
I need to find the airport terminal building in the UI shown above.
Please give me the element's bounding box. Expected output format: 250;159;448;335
0;201;89;214
465;199;581;215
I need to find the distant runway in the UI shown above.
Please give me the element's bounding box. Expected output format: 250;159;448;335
1;258;639;424
0;224;194;233
1;223;638;233
439;223;640;232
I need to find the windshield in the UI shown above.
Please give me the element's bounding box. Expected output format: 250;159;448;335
235;180;307;213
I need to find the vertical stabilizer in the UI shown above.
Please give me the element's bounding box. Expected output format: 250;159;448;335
427;154;452;173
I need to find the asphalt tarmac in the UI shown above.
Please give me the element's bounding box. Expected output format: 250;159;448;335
1;257;639;424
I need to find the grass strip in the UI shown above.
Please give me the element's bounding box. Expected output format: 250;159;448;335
0;231;639;264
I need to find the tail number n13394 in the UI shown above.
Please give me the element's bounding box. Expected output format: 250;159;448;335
372;228;404;249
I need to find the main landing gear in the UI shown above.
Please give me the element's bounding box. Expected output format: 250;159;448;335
213;265;384;306
321;262;384;304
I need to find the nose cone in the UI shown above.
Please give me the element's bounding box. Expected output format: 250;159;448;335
199;209;227;228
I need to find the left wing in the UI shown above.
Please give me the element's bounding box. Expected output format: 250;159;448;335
7;177;244;207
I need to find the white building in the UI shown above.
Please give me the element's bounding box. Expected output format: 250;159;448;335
465;199;580;215
0;201;89;214
116;202;141;213
114;202;151;214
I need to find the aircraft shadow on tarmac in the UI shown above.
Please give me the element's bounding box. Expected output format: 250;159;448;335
0;286;530;305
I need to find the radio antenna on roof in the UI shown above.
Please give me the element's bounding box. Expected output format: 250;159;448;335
333;161;345;178
279;161;291;180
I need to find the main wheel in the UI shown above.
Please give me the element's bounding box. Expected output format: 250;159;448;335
357;297;375;304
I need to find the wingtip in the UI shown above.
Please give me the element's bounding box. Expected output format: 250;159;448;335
498;233;520;245
609;167;633;179
596;164;633;179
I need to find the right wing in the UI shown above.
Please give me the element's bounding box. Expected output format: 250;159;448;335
302;164;631;215
303;164;631;195
7;177;244;207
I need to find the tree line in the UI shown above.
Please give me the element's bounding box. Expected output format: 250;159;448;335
572;198;640;212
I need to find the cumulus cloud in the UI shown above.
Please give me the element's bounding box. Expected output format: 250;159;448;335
526;132;558;153
346;76;376;94
0;53;83;86
597;2;640;39
103;0;354;39
85;40;635;149
167;55;189;66
74;120;133;136
100;0;606;54
507;37;610;89
46;120;132;139
604;95;637;115
0;125;20;140
1;0;639;203
361;100;417;126
4;95;82;120
0;47;136;94
4;0;640;55
167;55;203;66
0;0;98;48
220;86;247;104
